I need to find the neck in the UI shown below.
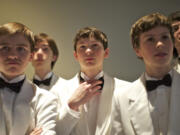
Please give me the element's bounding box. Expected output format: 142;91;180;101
35;68;51;80
145;66;171;79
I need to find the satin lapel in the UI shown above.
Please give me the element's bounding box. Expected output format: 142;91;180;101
128;75;155;135
49;74;59;88
168;70;180;134
70;74;90;135
11;79;35;135
95;73;114;135
0;92;6;135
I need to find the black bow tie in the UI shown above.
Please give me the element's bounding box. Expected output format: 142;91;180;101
146;74;172;91
0;77;25;93
80;76;104;90
33;77;52;86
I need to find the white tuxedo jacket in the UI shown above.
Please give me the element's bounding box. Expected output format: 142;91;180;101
51;72;130;135
111;69;180;135
0;78;58;135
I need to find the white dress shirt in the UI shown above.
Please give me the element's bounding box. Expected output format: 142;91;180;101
33;72;60;91
0;73;25;133
145;71;172;135
34;72;53;81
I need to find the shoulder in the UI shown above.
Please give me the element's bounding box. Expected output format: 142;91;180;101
114;77;142;100
114;77;131;87
34;86;57;101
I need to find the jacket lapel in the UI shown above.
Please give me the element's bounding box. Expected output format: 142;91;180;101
95;73;114;135
0;93;7;135
128;74;155;135
49;73;59;89
168;70;180;134
11;79;35;135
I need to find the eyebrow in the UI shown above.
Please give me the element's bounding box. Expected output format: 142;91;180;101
0;42;8;45
143;32;170;38
16;43;30;47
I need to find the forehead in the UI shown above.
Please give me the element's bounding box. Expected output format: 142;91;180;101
172;21;180;25
0;33;30;47
140;26;170;37
35;40;49;47
77;37;102;44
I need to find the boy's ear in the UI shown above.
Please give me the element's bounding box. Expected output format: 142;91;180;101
73;51;78;60
104;48;109;58
134;47;142;58
52;55;57;62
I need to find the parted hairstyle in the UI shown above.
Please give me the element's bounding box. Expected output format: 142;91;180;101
168;11;180;23
34;33;59;69
73;27;108;51
0;22;35;52
130;12;174;49
130;12;178;58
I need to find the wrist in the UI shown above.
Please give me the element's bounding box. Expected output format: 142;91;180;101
68;101;80;111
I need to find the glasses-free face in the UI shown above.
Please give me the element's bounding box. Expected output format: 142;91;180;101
0;33;32;80
74;37;109;73
135;26;173;74
172;21;180;48
172;21;180;33
32;41;56;70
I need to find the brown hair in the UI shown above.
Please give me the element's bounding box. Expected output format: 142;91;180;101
73;27;108;51
168;11;180;23
130;12;174;49
0;22;35;51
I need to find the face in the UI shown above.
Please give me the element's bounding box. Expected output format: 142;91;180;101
135;26;173;71
0;33;32;80
172;21;180;47
74;37;109;72
32;40;56;70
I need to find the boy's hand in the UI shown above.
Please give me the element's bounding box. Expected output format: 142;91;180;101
68;80;102;111
29;128;43;135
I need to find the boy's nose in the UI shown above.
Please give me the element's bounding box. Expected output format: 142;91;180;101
156;41;164;48
85;48;92;54
8;51;18;59
37;48;43;53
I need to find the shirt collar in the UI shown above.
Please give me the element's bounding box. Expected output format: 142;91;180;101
34;71;53;81
145;70;172;81
80;71;104;81
0;72;25;83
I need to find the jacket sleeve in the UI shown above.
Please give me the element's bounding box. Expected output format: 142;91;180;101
56;103;81;135
33;89;58;135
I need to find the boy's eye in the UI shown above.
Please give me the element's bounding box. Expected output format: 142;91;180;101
17;46;26;52
34;48;39;52
172;25;179;33
79;45;86;49
42;47;49;51
161;35;170;40
146;37;154;42
92;44;98;48
0;46;10;52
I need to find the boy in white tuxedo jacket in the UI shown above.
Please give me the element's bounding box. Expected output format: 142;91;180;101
111;13;180;135
32;33;63;91
168;11;180;73
51;27;130;135
0;22;57;135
